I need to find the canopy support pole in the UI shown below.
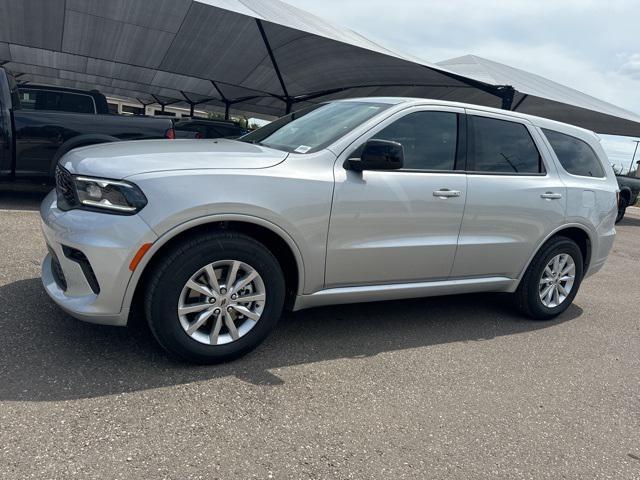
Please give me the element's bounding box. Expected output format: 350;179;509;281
425;67;517;110
629;140;640;176
511;94;528;112
151;94;180;114
225;95;264;119
256;19;295;115
135;98;155;115
498;86;515;110
180;91;197;117
210;80;233;119
210;81;227;102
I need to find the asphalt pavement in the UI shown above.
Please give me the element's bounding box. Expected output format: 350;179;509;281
1;192;639;479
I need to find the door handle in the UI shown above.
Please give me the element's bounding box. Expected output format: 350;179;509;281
540;192;563;200
433;189;462;198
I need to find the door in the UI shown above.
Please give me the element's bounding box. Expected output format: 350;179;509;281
325;107;467;288
13;110;66;178
450;111;567;279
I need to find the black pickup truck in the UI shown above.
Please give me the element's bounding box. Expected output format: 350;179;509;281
0;67;174;183
616;174;640;222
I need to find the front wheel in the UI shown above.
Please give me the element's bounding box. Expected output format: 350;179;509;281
515;236;584;320
145;232;285;364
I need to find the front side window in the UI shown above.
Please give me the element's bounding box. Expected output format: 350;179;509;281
241;101;391;153
370;111;458;171
469;116;544;174
542;129;605;178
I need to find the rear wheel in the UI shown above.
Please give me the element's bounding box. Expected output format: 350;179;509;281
616;197;628;224
145;232;285;364
515;236;583;320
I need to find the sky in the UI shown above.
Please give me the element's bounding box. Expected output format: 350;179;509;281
286;0;640;173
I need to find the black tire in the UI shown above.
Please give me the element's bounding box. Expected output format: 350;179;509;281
616;197;628;224
515;236;584;320
144;231;285;364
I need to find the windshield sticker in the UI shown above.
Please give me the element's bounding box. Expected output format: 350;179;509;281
294;145;312;154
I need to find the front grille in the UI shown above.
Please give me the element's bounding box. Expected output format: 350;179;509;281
55;165;78;210
48;246;67;291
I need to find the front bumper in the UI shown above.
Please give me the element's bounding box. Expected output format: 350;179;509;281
40;190;157;326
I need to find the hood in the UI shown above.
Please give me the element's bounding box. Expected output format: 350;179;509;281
60;139;288;179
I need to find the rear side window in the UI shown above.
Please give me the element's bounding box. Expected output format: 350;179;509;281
469;116;544;174
542;129;605;178
55;92;95;114
22;89;96;114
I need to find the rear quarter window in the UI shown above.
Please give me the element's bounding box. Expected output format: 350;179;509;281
542;129;605;178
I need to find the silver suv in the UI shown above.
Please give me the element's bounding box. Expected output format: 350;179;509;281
40;98;618;363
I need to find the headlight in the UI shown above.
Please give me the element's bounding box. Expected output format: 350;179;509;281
74;176;147;214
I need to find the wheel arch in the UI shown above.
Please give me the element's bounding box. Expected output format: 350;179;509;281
123;214;306;320
517;224;593;284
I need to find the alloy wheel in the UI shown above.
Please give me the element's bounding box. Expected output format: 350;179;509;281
538;253;576;308
177;260;266;345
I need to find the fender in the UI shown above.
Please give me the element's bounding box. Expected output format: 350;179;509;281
118;213;307;316
49;134;120;178
514;222;595;289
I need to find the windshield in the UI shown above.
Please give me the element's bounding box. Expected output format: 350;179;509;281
240;101;391;153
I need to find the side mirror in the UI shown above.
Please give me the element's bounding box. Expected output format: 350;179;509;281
345;139;404;172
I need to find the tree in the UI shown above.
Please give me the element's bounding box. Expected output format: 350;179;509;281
611;163;624;175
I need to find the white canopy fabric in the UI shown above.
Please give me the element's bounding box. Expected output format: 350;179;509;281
0;0;639;136
438;55;640;137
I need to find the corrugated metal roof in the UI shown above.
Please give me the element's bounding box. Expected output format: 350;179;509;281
438;55;640;136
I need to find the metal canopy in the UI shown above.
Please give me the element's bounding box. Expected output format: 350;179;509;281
0;0;495;119
438;55;640;137
0;0;638;135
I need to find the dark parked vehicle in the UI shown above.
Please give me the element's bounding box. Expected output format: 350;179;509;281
174;119;248;139
616;174;640;222
0;67;175;182
18;85;110;115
